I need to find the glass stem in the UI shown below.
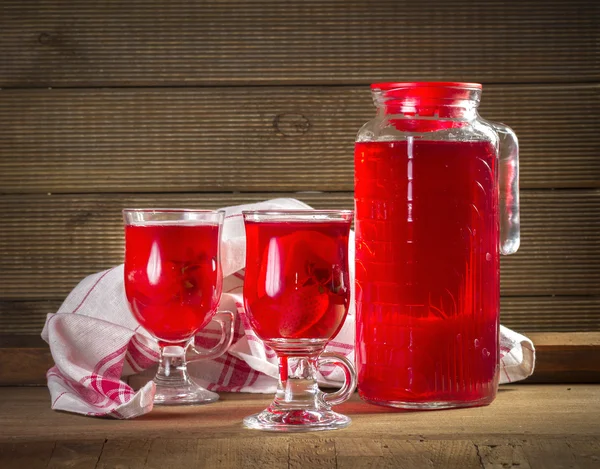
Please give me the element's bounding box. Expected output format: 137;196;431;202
279;355;289;383
274;354;321;406
154;345;191;388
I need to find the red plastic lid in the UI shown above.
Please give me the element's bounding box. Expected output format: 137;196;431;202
371;82;482;90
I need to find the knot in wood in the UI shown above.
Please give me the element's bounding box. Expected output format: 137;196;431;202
273;113;311;136
38;32;53;45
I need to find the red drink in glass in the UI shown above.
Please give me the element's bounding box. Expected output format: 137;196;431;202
242;210;357;432
355;140;500;406
244;220;351;342
125;222;221;345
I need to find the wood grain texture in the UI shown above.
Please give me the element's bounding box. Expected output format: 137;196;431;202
0;345;54;385
47;440;104;469
0;191;598;300
564;439;600;469
228;438;290;469
520;440;581;469
194;438;278;469
524;332;600;383
1;438;599;469
141;437;291;469
402;440;481;469
499;297;600;332
527;332;600;347
143;439;199;469
96;439;152;469
1;0;597;87
0;442;55;469
334;439;385;469
1;85;598;193
338;439;483;469
475;442;532;469
289;439;336;469
0;301;58;335
3;386;600;442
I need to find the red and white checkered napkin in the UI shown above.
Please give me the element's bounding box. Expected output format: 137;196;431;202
42;198;535;419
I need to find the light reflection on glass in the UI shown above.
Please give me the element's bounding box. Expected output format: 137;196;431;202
265;237;282;297
146;241;162;285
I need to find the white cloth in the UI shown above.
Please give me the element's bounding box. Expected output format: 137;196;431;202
42;198;535;418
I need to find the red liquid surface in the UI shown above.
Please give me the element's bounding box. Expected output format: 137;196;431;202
244;221;351;343
124;223;221;345
355;140;500;405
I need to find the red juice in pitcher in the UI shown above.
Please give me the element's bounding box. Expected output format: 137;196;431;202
355;139;500;407
124;222;221;345
355;82;520;409
244;220;351;342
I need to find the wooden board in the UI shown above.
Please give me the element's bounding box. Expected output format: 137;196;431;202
1;386;600;442
1;0;598;87
0;442;55;469
1;84;598;193
96;439;152;469
0;344;54;386
2;333;599;386
0;438;599;469
0;191;598;300
1;437;599;469
46;440;105;469
525;332;600;383
499;297;600;332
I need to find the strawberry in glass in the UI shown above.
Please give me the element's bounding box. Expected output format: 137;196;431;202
241;210;357;432
243;221;350;343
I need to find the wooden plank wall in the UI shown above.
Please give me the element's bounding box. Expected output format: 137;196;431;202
0;0;598;358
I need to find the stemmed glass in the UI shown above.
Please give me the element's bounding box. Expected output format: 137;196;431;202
242;210;356;431
123;209;234;405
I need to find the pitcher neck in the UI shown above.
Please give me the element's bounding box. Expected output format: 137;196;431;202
372;82;482;120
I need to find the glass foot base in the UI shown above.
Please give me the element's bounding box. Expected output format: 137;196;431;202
153;381;219;406
243;408;351;432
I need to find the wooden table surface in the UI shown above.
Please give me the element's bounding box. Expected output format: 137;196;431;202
1;385;599;468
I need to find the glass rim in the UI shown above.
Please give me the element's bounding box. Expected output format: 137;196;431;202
242;209;353;222
371;81;482;91
242;209;353;215
122;208;223;214
123;208;224;226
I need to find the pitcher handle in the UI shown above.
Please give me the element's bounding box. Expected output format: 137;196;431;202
489;121;520;255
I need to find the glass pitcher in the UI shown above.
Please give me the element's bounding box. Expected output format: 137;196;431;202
354;82;519;409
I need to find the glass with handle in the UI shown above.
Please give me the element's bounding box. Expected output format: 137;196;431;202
242;210;357;431
123;209;234;405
